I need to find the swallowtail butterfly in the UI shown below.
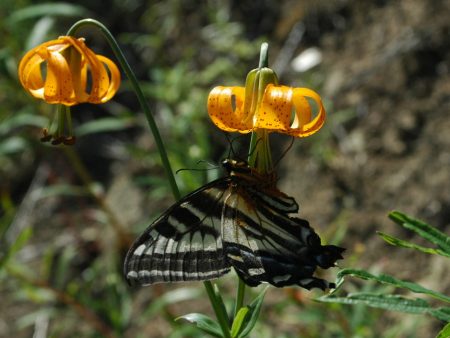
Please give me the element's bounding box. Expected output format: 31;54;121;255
124;159;344;290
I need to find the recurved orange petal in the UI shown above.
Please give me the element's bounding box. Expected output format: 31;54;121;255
208;86;252;133
254;85;324;137
42;49;76;105
288;87;325;137
96;55;121;103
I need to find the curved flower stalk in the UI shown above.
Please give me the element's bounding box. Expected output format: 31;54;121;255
18;36;120;145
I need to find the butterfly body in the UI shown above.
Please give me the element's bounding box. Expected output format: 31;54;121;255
124;159;344;290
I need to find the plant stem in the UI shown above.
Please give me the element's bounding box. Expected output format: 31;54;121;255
204;281;231;338
66;19;231;337
234;277;246;318
66;19;180;201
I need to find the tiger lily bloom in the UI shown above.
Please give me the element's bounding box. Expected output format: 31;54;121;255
18;36;120;105
18;36;120;145
208;67;325;138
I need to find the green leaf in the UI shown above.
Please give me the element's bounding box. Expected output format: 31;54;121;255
389;211;450;254
334;269;450;303
230;307;249;338
436;322;450;338
176;313;223;338
0;114;47;136
320;294;450;322
318;293;431;314
26;17;55;50
0;137;28;155
429;307;450;322
237;287;268;338
8;3;89;24
377;231;450;258
0;227;33;268
75;117;136;137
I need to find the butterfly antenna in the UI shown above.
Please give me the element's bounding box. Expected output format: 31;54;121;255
274;136;295;168
175;161;220;175
196;159;220;168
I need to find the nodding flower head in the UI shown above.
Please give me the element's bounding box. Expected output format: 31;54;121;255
208;67;325;138
18;36;120;105
18;36;121;145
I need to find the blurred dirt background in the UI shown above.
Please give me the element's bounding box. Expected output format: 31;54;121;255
1;0;449;337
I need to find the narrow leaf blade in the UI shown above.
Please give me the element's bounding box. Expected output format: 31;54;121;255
318;293;430;314
238;287;268;338
230;307;249;338
75;117;135;137
388;211;450;253
8;3;89;24
429;307;450;322
0;227;33;268
335;269;450;303
176;313;223;338
377;231;450;258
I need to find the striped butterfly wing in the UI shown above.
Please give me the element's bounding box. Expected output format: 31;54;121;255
124;159;344;290
222;179;345;290
124;178;233;285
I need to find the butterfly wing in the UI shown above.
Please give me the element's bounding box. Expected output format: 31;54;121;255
124;179;232;285
222;181;344;290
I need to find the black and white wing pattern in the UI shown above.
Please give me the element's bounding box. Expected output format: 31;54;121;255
124;178;232;285
221;180;344;290
124;159;344;290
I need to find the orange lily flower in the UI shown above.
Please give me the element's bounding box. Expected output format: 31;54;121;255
208;83;325;138
18;36;120;106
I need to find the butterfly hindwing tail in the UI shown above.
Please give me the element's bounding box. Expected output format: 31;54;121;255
222;178;344;290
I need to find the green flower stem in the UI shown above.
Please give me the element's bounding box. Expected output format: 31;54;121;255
66;19;230;337
66;19;180;200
